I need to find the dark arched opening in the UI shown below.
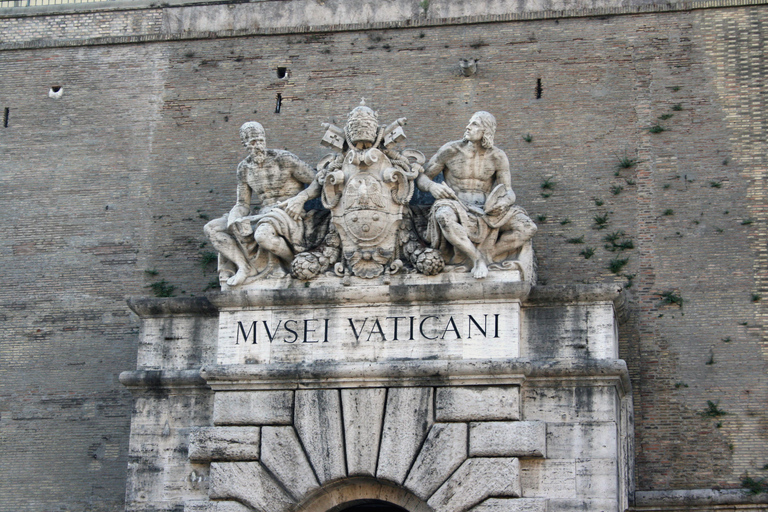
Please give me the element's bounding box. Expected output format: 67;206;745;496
334;500;410;512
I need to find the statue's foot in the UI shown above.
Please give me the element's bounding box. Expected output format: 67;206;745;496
472;260;489;279
227;268;254;286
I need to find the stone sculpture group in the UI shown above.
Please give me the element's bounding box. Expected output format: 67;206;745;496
204;102;537;287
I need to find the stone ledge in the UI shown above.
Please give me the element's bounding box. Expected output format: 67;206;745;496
207;275;531;309
527;360;631;396
127;296;218;318
201;359;532;390
119;360;630;393
119;369;209;391
123;283;623;318
198;359;630;393
525;284;626;323
632;489;768;509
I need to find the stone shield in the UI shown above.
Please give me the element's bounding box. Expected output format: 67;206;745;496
341;173;393;244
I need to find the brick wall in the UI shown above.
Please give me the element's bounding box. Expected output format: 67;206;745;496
1;3;767;510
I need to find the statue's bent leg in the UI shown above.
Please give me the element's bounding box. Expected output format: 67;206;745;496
492;213;538;261
204;216;257;286
435;206;487;279
253;223;294;270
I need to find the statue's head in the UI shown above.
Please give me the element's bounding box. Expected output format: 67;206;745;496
346;100;379;146
464;111;496;149
240;122;266;154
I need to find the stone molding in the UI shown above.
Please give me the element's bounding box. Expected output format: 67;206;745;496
127;296;218;318
199;359;630;393
632;489;768;510
119;360;632;395
207;279;532;309
119;368;208;392
125;283;622;318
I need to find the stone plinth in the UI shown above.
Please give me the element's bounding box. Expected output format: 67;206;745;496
212;273;528;365
121;282;632;512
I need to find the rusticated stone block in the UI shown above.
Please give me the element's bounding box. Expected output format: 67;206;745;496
213;391;293;425
342;388;387;476
188;426;260;461
546;422;617;460
471;498;548;512
436;386;520;421
405;423;468;500
428;458;521;512
294;389;346;483
260;426;319;500
184;500;254;512
377;387;434;484
469;421;546;457
520;460;576;499
209;461;295;512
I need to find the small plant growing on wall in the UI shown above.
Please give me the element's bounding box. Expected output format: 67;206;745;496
742;476;768;495
580;247;595;259
147;280;176;298
700;400;727;417
659;291;683;308
616;155;638;170
593;213;609;230
200;251;217;271
608;257;628;274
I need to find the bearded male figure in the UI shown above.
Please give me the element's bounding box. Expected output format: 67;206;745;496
416;111;537;279
204;122;321;286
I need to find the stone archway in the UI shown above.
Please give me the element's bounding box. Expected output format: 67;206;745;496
191;380;537;512
295;478;432;512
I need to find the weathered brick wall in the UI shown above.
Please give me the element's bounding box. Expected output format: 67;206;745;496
1;3;767;511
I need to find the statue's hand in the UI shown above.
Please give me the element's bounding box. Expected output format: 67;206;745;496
430;182;458;200
283;197;306;221
229;218;253;238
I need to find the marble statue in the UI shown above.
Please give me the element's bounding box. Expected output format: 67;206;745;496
204;122;322;285
204;109;537;288
291;101;443;281
416;111;537;279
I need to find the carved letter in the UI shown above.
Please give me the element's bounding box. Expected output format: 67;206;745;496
494;314;500;338
441;316;462;340
323;318;330;343
263;320;282;343
420;316;439;340
349;318;368;341
236;321;257;344
467;314;487;339
304;319;319;343
367;318;387;341
387;316;407;341
284;320;299;343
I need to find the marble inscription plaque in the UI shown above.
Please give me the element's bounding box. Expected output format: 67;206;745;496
217;301;520;364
